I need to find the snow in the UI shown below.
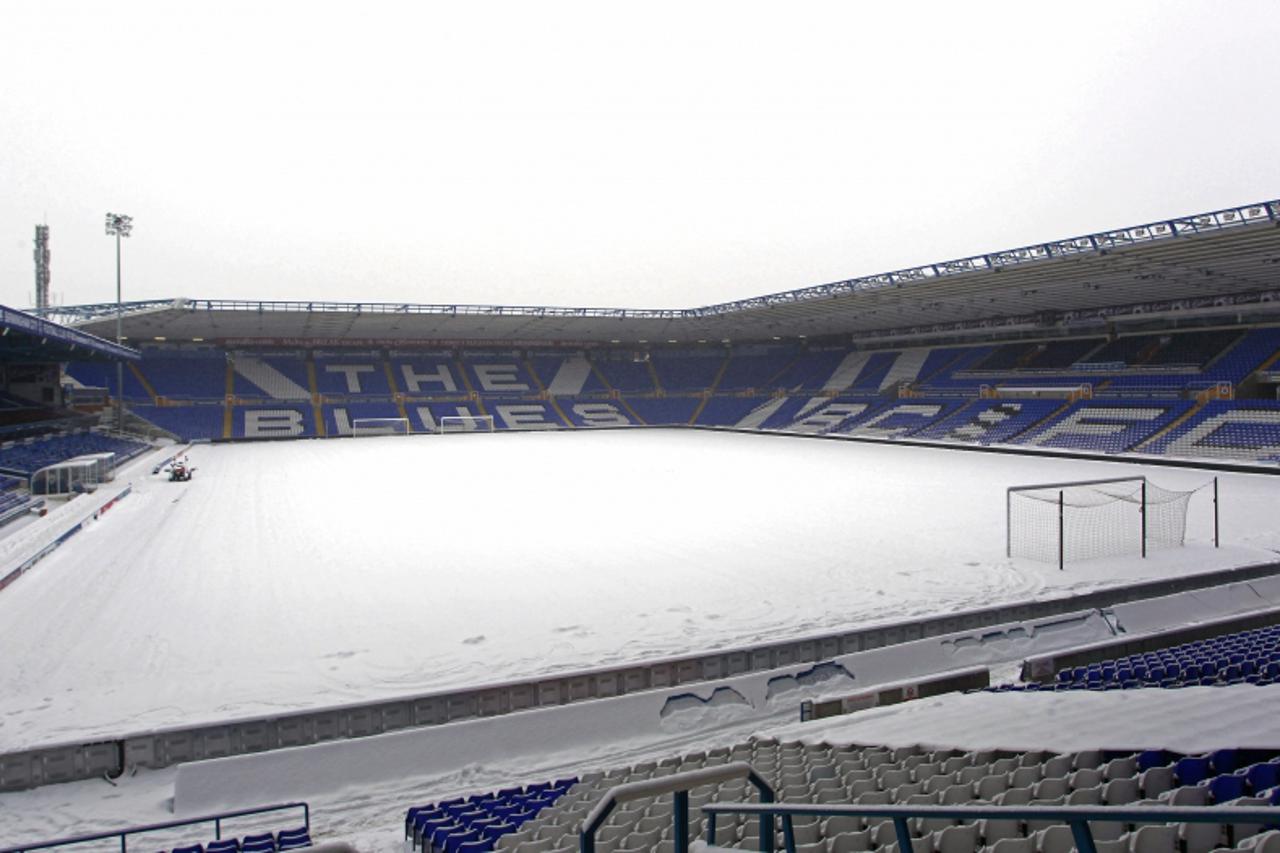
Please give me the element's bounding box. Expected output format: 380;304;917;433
1109;577;1280;636
1;430;1277;752
1;430;1280;851
162;609;1114;815
777;685;1280;755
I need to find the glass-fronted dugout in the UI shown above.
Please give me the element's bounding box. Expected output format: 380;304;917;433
30;452;116;496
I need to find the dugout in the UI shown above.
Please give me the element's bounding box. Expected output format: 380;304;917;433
30;453;116;496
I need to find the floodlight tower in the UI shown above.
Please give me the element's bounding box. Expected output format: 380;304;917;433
105;213;133;433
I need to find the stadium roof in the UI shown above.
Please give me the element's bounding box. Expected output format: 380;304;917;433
44;199;1280;348
0;304;139;363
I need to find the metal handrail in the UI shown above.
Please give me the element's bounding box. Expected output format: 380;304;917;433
702;801;1280;853
0;801;310;853
580;762;776;853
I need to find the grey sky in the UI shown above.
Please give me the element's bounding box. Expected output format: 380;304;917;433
2;1;1277;312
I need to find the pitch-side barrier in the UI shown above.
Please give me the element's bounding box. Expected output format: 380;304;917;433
0;482;133;594
1020;603;1280;684
2;559;1280;792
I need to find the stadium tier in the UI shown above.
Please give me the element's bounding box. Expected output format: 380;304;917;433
0;431;150;477
59;324;1280;465
991;623;1280;693
402;739;1280;853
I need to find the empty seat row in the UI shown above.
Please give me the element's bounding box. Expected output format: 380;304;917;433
407;739;1280;853
166;826;311;853
1045;625;1280;692
406;778;577;851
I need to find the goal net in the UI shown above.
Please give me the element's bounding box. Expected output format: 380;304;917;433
1007;476;1195;567
351;417;410;437
439;414;496;433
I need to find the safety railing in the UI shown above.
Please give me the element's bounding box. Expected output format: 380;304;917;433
0;801;310;853
580;763;775;853
702;801;1280;853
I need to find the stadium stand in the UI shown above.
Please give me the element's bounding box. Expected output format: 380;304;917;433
402;739;1280;853
995;623;1280;692
235;353;312;400
405;779;576;852
0;431;149;477
1143;401;1280;463
624;396;702;426
838;399;970;438
134;350;229;400
911;400;1067;445
651;351;727;393
313;354;393;397
126;404;228;442
1018;402;1196;454
716;347;800;392
591;357;656;395
63;359;151;401
232;405;317;439
59;321;1277;462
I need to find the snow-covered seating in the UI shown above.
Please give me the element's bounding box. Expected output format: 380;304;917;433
73;825;311;853
401;739;1280;853
1042;624;1280;691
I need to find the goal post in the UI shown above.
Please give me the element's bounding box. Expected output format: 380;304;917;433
350;417;410;437
439;414;496;434
1007;476;1204;570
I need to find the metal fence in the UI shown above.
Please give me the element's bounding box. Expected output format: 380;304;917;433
0;801;309;853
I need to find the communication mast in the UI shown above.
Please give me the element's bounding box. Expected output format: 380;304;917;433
34;225;51;310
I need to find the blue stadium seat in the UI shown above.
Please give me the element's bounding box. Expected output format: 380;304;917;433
1205;773;1247;803
239;833;277;853
1175;756;1212;786
275;827;311;850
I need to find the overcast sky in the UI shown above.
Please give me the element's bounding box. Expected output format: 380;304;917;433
1;1;1277;312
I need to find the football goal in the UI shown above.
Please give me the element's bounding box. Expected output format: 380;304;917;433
1007;476;1217;569
351;417;410;437
439;414;496;433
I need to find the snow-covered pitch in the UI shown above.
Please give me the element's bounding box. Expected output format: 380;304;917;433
1;428;1278;752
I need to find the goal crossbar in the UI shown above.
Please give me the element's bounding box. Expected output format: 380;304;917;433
1007;476;1147;495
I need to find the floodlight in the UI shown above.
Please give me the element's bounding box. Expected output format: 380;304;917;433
105;213;133;238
